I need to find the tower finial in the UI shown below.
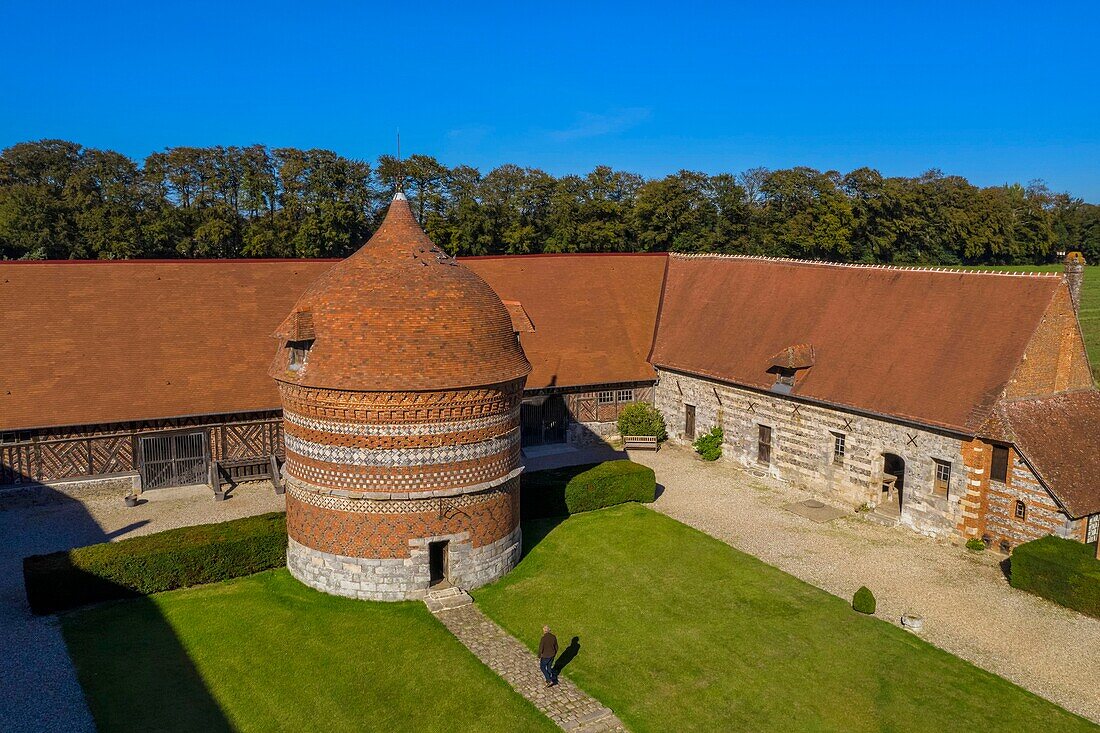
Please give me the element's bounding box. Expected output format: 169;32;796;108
396;128;403;195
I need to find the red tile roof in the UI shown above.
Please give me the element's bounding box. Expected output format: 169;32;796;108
0;253;666;431
464;254;666;390
651;255;1065;433
271;195;531;391
990;392;1100;518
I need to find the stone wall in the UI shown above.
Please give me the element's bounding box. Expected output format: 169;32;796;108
655;368;973;538
287;526;522;601
983;451;1082;551
0;473;140;511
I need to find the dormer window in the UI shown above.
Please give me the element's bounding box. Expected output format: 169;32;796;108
287;340;313;371
767;344;815;394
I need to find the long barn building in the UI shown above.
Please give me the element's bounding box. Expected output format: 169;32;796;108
1;246;1097;553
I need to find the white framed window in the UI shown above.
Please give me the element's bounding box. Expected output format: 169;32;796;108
831;432;845;463
617;389;634;403
287;339;313;371
1014;500;1027;521
933;459;951;497
1086;514;1099;544
597;391;615;405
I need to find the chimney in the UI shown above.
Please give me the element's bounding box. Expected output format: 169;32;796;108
1063;251;1085;315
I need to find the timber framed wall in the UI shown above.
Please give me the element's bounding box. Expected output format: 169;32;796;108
0;411;283;488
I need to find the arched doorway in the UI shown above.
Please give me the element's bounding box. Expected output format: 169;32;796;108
880;453;905;515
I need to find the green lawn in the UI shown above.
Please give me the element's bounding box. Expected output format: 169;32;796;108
964;264;1099;381
474;504;1097;733
61;569;555;733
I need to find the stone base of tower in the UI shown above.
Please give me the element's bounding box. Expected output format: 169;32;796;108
286;528;522;601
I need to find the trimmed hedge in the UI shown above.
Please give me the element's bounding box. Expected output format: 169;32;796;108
24;512;287;615
1009;535;1100;618
852;586;876;614
522;460;657;519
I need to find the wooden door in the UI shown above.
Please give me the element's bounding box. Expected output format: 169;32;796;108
684;404;696;440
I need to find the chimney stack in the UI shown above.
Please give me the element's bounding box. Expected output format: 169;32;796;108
1063;251;1085;315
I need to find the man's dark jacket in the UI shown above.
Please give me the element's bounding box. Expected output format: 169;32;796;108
538;632;558;660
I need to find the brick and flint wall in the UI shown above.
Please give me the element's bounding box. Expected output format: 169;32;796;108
280;379;524;600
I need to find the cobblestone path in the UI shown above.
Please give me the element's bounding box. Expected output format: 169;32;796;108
432;597;626;732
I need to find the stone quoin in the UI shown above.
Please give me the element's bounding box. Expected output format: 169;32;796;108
270;192;531;600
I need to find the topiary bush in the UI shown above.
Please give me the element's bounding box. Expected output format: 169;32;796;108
852;586;876;614
617;402;667;441
965;538;986;552
692;426;724;461
23;512;287;615
1009;535;1100;618
521;460;657;519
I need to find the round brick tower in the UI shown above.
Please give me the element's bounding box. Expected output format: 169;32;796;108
271;193;531;601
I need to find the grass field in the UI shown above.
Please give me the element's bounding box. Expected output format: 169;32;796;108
965;264;1099;381
474;504;1097;733
61;569;555;733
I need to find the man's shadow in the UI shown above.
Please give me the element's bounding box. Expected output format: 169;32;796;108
553;636;581;674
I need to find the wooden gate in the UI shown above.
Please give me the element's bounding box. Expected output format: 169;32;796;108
139;431;209;489
521;396;569;445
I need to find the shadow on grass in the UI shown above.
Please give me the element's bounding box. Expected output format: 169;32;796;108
553;636;581;674
8;472;232;733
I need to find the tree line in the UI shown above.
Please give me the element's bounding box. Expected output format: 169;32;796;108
1;139;1097;264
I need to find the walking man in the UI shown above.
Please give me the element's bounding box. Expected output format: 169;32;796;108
538;625;559;687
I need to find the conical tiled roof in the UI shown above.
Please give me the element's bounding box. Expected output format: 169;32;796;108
271;193;531;391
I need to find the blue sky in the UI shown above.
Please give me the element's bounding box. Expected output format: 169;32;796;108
2;1;1098;200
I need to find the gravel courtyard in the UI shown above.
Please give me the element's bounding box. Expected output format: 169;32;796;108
630;445;1100;725
0;483;285;733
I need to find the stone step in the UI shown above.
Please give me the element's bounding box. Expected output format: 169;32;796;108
424;588;473;614
864;510;900;527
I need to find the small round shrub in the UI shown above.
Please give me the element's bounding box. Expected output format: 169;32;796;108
965;538;986;552
617;402;667;441
693;426;723;461
852;586;876;614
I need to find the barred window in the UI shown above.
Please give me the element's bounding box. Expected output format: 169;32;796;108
617;389;635;403
597;391;615;405
1014;500;1027;521
933;459;951;497
831;432;845;462
1086;514;1098;544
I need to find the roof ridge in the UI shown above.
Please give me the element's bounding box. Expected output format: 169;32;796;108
670;253;1062;278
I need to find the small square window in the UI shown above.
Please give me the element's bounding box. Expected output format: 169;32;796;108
1014;500;1027;521
597;391;615;405
617;389;634;403
933;459;951;497
831;432;845;463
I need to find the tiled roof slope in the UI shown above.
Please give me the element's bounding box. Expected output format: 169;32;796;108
651;255;1065;433
998;392;1100;518
464;254;666;390
0;253;667;431
270;194;531;391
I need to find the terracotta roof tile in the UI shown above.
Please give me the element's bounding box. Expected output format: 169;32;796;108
651;255;1063;432
271;195;531;391
0;253;666;430
1000;391;1100;518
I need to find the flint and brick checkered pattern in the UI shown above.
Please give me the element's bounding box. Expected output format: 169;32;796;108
285;478;520;559
273;195;528;599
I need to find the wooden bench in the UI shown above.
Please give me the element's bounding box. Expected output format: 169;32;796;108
210;454;285;499
623;435;659;451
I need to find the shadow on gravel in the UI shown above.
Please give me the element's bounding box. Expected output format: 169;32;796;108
2;475;231;733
